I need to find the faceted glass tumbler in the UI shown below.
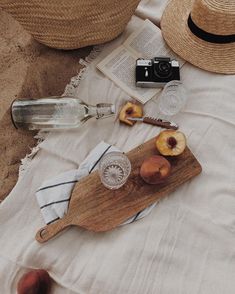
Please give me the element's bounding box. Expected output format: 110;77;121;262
98;152;131;190
158;80;187;116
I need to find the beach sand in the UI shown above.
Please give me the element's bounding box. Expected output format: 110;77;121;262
0;9;90;201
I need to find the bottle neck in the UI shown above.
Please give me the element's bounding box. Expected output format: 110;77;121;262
86;103;115;119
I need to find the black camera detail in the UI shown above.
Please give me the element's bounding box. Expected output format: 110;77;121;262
136;57;180;88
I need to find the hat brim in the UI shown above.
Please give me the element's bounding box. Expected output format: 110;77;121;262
160;0;235;74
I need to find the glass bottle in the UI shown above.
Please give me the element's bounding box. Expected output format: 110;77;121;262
11;97;115;130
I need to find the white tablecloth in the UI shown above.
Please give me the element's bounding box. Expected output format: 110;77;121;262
1;1;235;293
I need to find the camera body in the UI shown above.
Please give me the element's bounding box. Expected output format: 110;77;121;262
136;57;180;88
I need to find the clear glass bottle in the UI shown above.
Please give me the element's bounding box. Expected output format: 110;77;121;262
11;97;115;130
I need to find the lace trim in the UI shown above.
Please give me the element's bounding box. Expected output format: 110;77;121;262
63;45;103;97
18;131;47;179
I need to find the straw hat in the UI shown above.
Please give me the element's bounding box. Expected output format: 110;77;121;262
161;0;235;74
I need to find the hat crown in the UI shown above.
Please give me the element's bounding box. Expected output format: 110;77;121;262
191;0;235;35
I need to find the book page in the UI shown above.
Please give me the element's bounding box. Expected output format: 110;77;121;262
97;45;159;104
124;19;185;67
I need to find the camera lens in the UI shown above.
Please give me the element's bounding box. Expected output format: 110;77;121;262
159;62;170;73
154;61;171;77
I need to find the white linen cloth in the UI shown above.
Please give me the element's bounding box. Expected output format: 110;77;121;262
36;141;156;226
36;142;118;225
1;1;235;293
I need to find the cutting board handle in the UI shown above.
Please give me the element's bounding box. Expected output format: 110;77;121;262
36;218;71;243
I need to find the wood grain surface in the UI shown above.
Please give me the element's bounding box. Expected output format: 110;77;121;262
36;137;202;243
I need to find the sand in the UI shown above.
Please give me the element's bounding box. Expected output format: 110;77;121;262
0;9;91;201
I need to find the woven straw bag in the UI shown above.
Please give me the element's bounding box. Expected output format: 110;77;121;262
0;0;140;49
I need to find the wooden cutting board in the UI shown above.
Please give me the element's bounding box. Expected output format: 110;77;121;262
36;137;202;243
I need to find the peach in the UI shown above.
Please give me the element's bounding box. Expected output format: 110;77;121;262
140;155;171;184
156;130;186;156
119;101;143;126
17;269;52;294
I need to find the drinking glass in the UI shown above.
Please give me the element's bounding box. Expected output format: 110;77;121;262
158;80;187;116
98;152;131;190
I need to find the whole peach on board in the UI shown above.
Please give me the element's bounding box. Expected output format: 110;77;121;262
156;130;186;156
140;155;171;184
119;101;143;126
17;269;52;294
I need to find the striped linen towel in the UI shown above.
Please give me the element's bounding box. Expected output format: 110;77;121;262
36;141;157;226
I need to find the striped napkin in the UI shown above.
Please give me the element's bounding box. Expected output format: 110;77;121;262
36;141;157;226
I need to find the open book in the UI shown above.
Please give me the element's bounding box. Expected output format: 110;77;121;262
97;20;185;104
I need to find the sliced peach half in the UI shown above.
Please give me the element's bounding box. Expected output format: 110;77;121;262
119;102;143;126
156;130;186;156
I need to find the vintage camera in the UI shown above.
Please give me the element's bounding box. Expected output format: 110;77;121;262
136;57;180;88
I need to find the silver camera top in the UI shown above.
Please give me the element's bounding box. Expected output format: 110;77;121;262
136;59;152;66
153;57;179;67
171;60;179;67
137;58;179;67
